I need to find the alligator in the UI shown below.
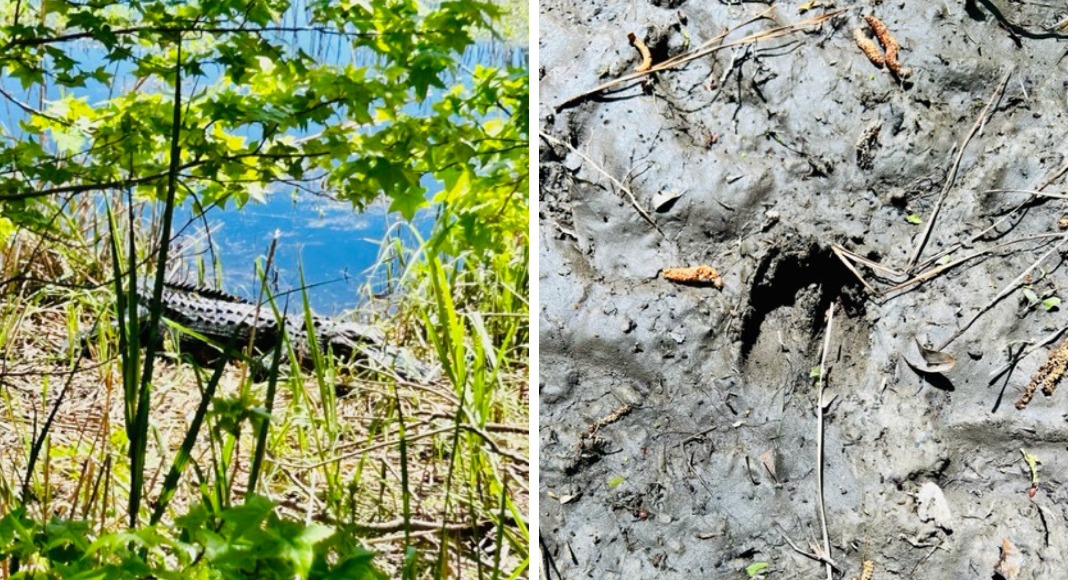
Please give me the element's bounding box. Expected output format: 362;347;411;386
107;280;433;380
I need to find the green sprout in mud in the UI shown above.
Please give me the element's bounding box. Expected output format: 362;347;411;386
746;561;770;578
906;213;922;225
1020;448;1041;488
1021;284;1060;312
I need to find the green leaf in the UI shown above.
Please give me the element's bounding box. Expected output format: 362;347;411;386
608;475;625;488
746;562;770;577
809;365;822;380
906;214;922;225
1043;297;1061;311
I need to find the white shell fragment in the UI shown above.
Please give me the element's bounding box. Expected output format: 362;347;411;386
916;481;954;532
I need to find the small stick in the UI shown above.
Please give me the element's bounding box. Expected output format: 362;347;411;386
880;232;1067;296
988;325;1068;382
554;8;846;111
983;188;1068;200
907;70;1011;271
832;246;878;294
935;234;1068;351
913;138;1068;273
776;524;841;571
627;32;653;72
832;244;907;278
816;303;835;580
539;130;664;236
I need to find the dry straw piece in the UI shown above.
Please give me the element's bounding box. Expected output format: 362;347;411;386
627;32;653;73
662;265;724;288
864;14;911;78
854;28;885;67
1017;338;1068;409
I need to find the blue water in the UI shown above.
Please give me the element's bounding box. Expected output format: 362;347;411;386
172;189;437;315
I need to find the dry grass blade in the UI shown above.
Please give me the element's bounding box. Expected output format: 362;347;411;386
983;188;1068;200
907;70;1011;271
832;245;879;294
553;7;849;111
855;233;1066;297
539;131;664;235
916;159;1068;272
935;234;1068;351
988;324;1068;381
816;303;835;580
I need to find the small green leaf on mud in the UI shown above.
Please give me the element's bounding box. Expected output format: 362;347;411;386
906;214;922;225
809;365;822;380
1023;288;1039;305
608;475;625;489
746;561;769;577
1043;297;1061;311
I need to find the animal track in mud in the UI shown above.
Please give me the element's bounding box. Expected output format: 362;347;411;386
738;237;869;366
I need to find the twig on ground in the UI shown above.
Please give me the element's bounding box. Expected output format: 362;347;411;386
935;234;1068;351
983;188;1068;201
539;131;664;236
907;70;1011;271
836;233;1068;297
776;523;840;572
815;302;835;580
553;8;847;111
914;159;1068;273
988;325;1068;382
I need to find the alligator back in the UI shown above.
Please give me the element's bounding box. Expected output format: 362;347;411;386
140;281;386;359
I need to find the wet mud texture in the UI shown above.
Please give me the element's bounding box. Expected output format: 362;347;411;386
540;2;1068;579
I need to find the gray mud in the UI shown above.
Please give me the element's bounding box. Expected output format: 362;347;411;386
539;2;1068;578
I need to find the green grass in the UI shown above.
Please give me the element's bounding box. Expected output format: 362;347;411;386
0;196;529;579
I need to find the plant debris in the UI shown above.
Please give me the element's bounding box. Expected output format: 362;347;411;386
850;560;875;580
1016;338;1068;409
1020;448;1041;494
662;265;724;288
854;28;885;68
627;32;653;72
862;15;912;78
799;1;836;14
910;337;956;374
994;537;1022;580
855;120;881;170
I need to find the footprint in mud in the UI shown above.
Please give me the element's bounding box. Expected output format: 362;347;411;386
737;235;871;390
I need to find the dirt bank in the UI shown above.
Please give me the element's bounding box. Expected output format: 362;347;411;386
540;2;1068;578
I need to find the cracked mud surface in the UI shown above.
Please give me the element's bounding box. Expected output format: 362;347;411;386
539;2;1068;578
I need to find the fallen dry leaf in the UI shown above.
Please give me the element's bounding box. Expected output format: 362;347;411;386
994;537;1022;580
651;189;683;212
911;337;956;374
